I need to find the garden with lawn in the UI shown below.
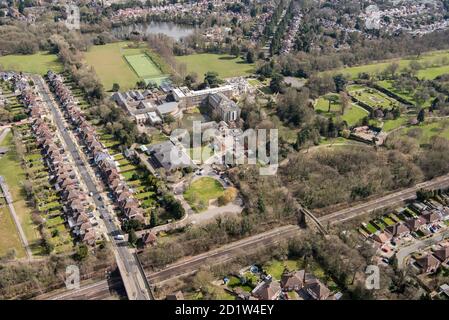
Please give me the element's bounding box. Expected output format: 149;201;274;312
183;177;225;212
175;53;255;79
347;85;401;109
17;125;74;255
381;116;409;132
315;93;369;126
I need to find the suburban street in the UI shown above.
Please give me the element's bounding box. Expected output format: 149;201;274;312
396;229;449;269
34;76;153;300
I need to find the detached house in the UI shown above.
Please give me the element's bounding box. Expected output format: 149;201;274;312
281;270;307;291
305;278;331;300
434;246;449;264
252;279;281;300
415;254;441;274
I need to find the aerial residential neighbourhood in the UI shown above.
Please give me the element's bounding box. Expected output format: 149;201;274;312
1;0;449;308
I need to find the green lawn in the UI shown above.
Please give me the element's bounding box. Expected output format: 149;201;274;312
401;120;449;144
84;42;143;91
319;136;349;146
124;53;164;84
363;223;378;234
0;52;62;75
175;53;255;79
315;93;369;126
263;260;299;280
183;177;225;211
382;116;409;132
0;203;26;259
328;50;449;80
0;133;42;256
417;64;449;80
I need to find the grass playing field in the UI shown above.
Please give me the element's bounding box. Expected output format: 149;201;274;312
85;42;142;91
327;50;449;80
315;93;369;126
0;52;62;75
124;53;162;78
85;42;169;91
175;53;255;79
124;53;167;85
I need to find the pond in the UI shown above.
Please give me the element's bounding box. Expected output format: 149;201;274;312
112;21;196;41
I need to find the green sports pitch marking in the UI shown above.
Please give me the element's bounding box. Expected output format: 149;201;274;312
124;53;169;85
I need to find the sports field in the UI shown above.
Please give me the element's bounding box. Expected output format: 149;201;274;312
125;53;161;78
175;53;255;79
85;42;167;91
0;52;62;75
124;53;166;85
85;42;141;91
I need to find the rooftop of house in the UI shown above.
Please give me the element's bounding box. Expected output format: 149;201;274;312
147;141;193;171
416;253;441;270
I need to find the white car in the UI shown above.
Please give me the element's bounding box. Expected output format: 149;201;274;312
114;235;125;241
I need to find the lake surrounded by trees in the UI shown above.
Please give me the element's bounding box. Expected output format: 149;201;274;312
112;21;196;41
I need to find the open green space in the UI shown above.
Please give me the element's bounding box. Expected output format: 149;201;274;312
84;42;143;91
0;202;26;259
183;177;225;212
0;132;42;256
85;41;170;91
0;51;62;75
382;116;409;132
328;50;449;80
315;93;369;126
400;119;449;144
175;53;255;79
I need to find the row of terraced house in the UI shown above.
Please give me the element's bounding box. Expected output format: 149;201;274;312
19;75;97;246
46;71;146;225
